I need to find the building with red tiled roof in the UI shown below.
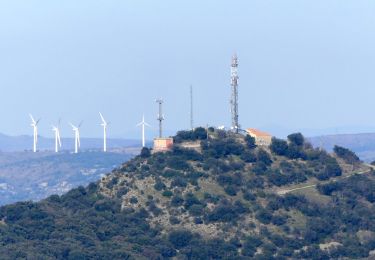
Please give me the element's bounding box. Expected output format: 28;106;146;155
246;128;272;146
153;137;174;152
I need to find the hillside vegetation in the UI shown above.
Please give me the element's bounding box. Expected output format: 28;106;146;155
0;128;374;259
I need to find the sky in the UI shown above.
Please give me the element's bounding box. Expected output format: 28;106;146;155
0;1;375;139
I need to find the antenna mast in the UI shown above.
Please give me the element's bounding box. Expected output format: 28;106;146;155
230;54;239;133
156;99;164;138
190;85;194;130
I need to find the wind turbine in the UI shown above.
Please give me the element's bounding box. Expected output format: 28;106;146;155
99;112;108;152
137;114;150;147
29;114;40;152
52;120;62;153
69;121;82;154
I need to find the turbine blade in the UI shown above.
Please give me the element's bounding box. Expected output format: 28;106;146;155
29;114;36;124
99;112;106;123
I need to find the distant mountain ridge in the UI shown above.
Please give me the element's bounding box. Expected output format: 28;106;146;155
0;133;143;152
0;150;136;206
308;133;375;162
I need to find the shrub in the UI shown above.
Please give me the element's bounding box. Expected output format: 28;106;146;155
140;147;151;158
162;169;182;178
257;149;272;166
167;157;190;170
240;151;257;163
271;215;287;226
243;192;256;201
162;190;173;197
270;138;288;156
224;185;237;196
334;145;360;164
170;177;188;188
129;196;138;204
245;135;256;149
255;209;273;224
317;182;342;195
171;195;184;207
154;180;166;191
169;216;180;225
208;203;239;222
286;143;305;159
189;204;204;216
184;193;201;209
168;230;194;249
287;133;304;146
325;160;342;177
251;162;267;176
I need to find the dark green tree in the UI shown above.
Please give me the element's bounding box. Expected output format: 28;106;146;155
287;133;304;146
270;137;288;156
140;147;151;158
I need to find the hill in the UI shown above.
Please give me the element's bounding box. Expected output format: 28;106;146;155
0;150;136;205
0;128;374;259
309;133;375;162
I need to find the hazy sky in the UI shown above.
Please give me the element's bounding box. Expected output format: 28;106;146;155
1;1;375;138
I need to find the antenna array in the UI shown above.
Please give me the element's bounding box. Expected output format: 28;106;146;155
230;54;239;133
156;99;164;138
190;85;194;130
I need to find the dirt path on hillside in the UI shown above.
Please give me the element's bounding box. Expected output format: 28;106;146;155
276;164;374;195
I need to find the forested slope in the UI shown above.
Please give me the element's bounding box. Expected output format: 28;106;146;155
0;128;374;259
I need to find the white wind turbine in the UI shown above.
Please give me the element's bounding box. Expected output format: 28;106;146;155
136;114;151;147
52;120;62;153
99;112;108;152
69;121;82;154
29;114;40;152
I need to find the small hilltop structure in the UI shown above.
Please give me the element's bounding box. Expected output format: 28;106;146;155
246;128;272;146
153;99;174;152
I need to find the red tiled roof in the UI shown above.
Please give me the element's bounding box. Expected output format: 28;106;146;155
246;128;272;137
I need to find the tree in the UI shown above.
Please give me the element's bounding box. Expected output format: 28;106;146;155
193;127;207;140
240;150;257;163
257;149;272;166
270;137;288;156
333;145;360;164
286;143;305;159
140;147;151;158
245;135;256;149
168;230;194;249
287;133;304;146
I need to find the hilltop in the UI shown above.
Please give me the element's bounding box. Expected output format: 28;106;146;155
0;128;374;259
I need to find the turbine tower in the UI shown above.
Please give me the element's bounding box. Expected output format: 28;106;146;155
230;54;239;133
99;112;108;152
156;99;164;138
190;85;194;130
69;122;82;154
137;114;150;147
29;114;40;152
52;120;62;153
